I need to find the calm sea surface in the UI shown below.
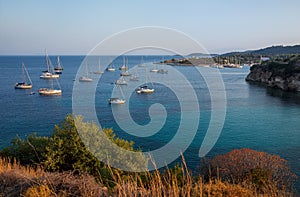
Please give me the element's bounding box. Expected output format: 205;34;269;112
0;56;299;188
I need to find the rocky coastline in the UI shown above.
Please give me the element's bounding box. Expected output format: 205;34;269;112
245;57;300;92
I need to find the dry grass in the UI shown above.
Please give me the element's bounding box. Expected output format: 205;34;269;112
0;158;106;196
0;157;295;197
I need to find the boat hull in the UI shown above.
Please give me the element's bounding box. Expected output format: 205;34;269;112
40;73;59;79
15;85;32;89
39;88;62;95
108;98;126;104
79;77;93;82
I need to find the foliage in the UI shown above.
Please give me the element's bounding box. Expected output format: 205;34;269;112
43;114;147;183
206;148;297;192
0;133;49;166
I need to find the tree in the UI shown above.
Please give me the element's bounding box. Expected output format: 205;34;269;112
43;115;147;180
206;148;297;192
0;133;49;166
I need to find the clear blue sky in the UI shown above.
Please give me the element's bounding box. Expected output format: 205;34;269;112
1;0;300;55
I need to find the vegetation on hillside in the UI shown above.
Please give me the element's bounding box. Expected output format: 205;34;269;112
0;115;298;196
250;55;300;77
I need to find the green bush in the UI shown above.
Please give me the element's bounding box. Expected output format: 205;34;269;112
0;133;49;166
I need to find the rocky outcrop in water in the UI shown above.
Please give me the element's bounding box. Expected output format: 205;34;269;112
246;57;300;92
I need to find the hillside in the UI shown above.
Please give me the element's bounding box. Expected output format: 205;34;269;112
246;56;300;91
222;45;300;56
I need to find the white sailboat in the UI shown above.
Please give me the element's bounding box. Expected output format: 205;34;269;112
157;56;168;74
93;57;104;74
79;61;93;82
115;76;127;85
109;85;126;104
106;61;116;72
40;51;59;79
119;56;128;71
136;67;154;94
150;64;159;72
130;67;139;81
39;77;62;95
130;58;141;81
15;63;33;89
120;58;131;76
54;56;63;74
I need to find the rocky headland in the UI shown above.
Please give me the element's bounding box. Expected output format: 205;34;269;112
246;56;300;92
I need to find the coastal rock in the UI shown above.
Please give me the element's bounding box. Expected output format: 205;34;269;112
245;58;300;92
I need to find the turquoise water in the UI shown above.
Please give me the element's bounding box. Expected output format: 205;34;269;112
0;56;299;188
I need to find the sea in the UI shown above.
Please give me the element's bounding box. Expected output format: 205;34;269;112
0;55;299;189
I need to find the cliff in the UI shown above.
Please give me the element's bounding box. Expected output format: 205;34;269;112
246;57;300;92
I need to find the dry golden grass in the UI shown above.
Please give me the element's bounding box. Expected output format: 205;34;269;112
0;158;106;196
0;157;295;197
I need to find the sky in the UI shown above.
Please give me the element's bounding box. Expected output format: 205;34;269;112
0;0;300;55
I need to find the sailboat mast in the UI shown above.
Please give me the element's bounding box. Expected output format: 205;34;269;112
22;63;26;83
24;63;33;85
98;57;101;71
57;56;61;69
85;61;88;77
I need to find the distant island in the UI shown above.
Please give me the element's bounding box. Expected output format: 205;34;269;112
246;55;300;92
161;44;300;68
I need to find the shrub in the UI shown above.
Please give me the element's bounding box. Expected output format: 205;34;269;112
0;133;49;166
43;114;147;183
207;148;297;192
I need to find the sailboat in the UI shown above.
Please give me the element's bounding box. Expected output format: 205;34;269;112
130;67;139;81
93;57;104;74
157;56;168;74
119;56;128;71
120;58;131;76
39;77;62;95
79;61;93;82
40;51;59;79
54;56;63;74
108;85;126;104
136;67;154;94
150;64;159;72
15;63;33;89
106;61;116;72
115;76;127;85
130;58;141;81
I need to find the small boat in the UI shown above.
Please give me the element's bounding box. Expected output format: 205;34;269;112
54;56;63;74
157;56;168;74
40;71;59;79
79;62;93;82
40;51;59;79
15;63;33;89
130;75;139;81
39;77;62;96
150;67;158;72
136;67;154;94
130;61;140;81
107;64;116;72
136;85;154;94
108;98;126;104
115;76;127;85
157;69;168;74
120;58;131;76
119;65;127;71
79;76;93;82
108;85;126;104
119;56;128;70
120;71;131;76
93;57;104;74
39;88;62;95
